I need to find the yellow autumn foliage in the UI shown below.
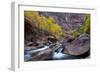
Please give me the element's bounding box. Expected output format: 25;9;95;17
24;11;64;39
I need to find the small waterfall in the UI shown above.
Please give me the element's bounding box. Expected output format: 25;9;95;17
52;47;68;60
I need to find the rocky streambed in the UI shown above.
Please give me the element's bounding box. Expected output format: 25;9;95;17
24;33;90;61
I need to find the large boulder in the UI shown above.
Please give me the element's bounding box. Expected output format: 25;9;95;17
66;33;90;55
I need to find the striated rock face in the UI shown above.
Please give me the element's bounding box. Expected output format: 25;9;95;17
66;33;90;55
40;12;86;30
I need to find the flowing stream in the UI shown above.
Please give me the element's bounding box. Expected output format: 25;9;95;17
24;44;79;61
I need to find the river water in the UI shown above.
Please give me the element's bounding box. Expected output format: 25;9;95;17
24;45;83;61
